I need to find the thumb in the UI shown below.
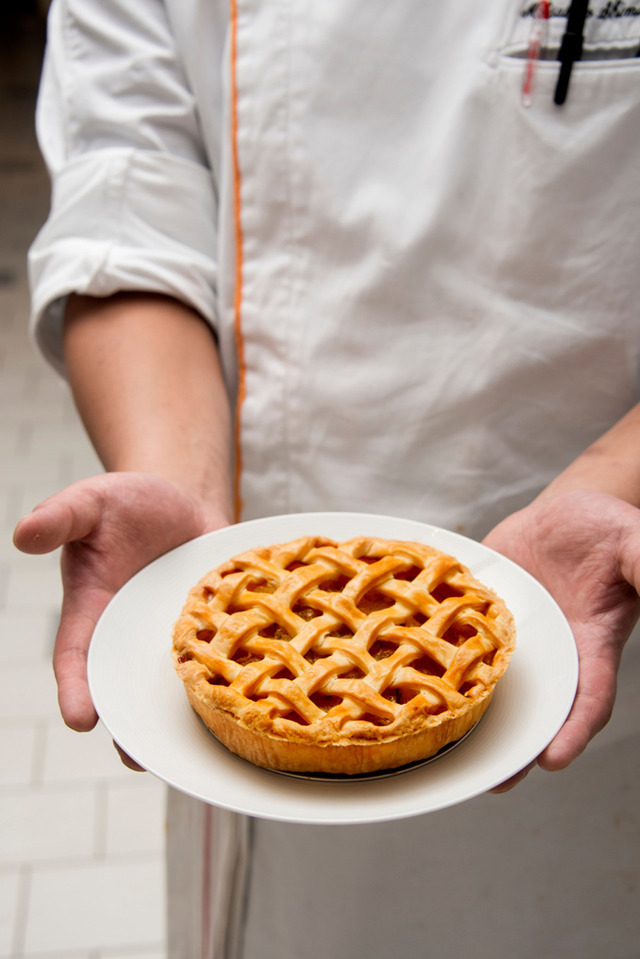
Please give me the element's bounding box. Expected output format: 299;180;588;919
13;481;105;554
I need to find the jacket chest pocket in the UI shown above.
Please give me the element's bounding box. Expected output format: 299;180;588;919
466;2;640;343
493;1;640;103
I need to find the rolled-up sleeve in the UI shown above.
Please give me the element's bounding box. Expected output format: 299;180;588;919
28;0;219;374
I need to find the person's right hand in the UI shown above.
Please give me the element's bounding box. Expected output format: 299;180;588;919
13;472;229;762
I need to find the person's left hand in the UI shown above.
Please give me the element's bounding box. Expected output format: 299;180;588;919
483;489;640;791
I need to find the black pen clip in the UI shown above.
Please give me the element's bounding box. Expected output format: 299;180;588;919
554;0;590;106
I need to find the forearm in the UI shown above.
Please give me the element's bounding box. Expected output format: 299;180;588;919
64;292;233;520
538;403;640;507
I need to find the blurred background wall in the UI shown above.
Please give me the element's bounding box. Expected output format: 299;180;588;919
0;5;168;957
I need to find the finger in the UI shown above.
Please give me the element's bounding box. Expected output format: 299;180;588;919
53;625;99;732
13;480;105;554
489;762;535;794
537;708;601;772
537;647;618;771
113;741;146;772
53;582;113;732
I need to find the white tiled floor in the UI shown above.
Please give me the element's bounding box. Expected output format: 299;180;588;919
0;11;167;959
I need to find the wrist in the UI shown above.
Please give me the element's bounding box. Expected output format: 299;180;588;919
536;405;640;509
114;470;233;532
538;464;640;509
105;458;233;525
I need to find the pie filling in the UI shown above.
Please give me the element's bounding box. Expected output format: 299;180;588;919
172;536;516;774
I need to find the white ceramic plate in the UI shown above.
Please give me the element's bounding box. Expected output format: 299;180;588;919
88;512;578;825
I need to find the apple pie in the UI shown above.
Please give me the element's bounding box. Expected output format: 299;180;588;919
172;535;516;775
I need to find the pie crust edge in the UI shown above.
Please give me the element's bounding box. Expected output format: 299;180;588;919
179;676;494;774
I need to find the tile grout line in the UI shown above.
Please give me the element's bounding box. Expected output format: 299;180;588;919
29;720;47;788
15;421;32;459
94;783;108;861
0;850;166;876
10;864;31;958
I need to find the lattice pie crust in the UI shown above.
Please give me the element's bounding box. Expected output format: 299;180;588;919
172;536;516;775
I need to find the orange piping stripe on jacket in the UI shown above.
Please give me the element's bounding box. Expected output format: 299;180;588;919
230;0;246;522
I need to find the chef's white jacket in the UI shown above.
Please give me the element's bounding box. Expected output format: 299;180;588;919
29;2;640;957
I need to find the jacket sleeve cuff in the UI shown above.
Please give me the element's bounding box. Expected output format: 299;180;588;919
28;147;219;376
